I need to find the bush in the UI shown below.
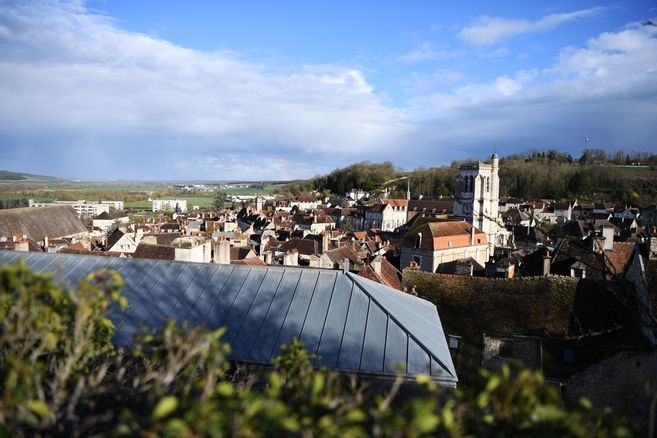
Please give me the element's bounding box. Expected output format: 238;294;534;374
0;260;631;436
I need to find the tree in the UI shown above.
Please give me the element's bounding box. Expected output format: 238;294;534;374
568;171;592;196
213;192;227;211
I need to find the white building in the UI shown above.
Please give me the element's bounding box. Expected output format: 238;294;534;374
453;154;506;254
93;211;130;233
29;199;123;217
364;199;408;231
152;199;188;213
171;236;212;263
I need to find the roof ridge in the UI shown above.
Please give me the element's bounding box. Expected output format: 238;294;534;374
345;272;455;378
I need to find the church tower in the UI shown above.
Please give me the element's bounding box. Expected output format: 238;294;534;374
453;154;500;255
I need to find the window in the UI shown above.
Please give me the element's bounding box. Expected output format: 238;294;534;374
448;335;461;350
499;340;514;357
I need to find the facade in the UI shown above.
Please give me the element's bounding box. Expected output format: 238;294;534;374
453;154;503;254
29;200;123;217
290;196;319;212
171;236;212;263
400;221;489;273
106;229;137;254
93;211;130;233
365;200;408;232
152;199;188;213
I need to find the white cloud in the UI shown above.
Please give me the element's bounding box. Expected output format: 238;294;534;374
0;1;410;179
398;42;462;63
405;21;657;157
458;7;606;47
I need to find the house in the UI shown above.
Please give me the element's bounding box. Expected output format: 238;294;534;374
93;210;130;233
290;195;319;212
133;243;176;260
501;208;532;227
364;199;408;232
400;221;488;273
230;246;257;262
406;199;453;222
1;250;458;387
498;198;524;214
170;236;212;263
106;229;137;254
317;246;364;272
359;255;402;290
553;202;573;222
345;188;368;200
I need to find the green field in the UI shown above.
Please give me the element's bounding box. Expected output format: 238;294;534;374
0;174;285;211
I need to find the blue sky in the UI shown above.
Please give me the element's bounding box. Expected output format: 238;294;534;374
0;0;656;180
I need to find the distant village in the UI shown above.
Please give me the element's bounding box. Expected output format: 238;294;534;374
1;154;656;426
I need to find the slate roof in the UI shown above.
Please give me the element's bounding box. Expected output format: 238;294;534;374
0;250;457;385
95;210;128;220
132;243;175;260
0;206;87;241
106;228;125;249
408;199;454;214
279;239;318;256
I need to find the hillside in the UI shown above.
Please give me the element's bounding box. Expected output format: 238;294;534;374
279;151;657;206
0;170;58;182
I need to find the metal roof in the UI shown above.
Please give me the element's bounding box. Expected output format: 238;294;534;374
0;250;457;384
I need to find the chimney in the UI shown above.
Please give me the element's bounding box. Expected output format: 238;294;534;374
283;250;298;267
601;225;614;251
470;224;475;246
260;234;270;256
371;256;382;276
343;258;350;273
217;240;231;264
265;250;273;265
542;250;551;276
322;231;329;253
43;236;48;250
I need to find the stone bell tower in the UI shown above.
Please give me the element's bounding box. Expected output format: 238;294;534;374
453;154;500;255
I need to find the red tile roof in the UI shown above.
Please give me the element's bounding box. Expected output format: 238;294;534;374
359;256;402;290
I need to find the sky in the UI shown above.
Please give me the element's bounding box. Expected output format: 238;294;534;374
0;0;656;180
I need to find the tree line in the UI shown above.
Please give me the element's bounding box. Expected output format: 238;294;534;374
278;149;657;206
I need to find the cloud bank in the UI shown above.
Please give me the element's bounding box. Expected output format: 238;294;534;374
0;1;409;179
0;2;655;179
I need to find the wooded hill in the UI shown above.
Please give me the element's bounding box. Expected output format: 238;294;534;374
280;149;657;206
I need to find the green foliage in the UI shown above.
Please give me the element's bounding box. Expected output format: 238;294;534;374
0;261;632;436
213;192;226;211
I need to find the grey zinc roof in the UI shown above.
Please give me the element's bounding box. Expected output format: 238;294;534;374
0;250;457;384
